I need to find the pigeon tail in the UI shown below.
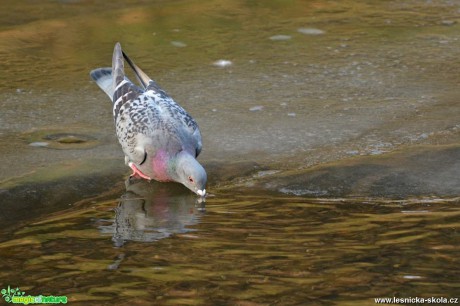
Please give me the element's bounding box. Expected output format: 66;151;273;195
122;49;168;95
90;68;114;99
110;43;143;114
122;51;151;89
112;42;125;89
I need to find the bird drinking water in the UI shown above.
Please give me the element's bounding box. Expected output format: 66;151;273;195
90;43;207;197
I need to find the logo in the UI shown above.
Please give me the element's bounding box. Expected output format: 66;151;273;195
1;286;67;304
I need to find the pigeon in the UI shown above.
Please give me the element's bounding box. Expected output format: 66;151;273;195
90;42;207;197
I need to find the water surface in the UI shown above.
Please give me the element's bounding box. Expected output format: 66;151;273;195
1;180;459;305
0;0;459;305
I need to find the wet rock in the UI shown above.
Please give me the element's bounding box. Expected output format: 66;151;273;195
0;159;126;229
240;145;460;199
0;158;264;230
204;160;267;186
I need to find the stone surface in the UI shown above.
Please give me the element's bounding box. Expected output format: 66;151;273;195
233;145;460;199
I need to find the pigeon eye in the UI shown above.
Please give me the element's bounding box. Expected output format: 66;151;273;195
188;176;194;183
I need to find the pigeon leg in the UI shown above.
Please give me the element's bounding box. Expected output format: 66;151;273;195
128;162;151;180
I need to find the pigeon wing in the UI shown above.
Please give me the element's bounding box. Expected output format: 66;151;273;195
122;49;203;157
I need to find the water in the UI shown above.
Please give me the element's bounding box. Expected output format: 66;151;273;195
0;181;459;305
0;0;459;304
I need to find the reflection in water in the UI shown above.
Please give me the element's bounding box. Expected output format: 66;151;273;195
99;179;205;247
0;193;458;304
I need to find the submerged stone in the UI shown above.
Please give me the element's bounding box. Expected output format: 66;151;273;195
235;144;460;199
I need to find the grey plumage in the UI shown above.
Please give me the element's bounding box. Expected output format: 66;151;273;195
90;42;206;196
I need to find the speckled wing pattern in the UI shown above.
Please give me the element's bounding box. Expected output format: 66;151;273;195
111;43;202;166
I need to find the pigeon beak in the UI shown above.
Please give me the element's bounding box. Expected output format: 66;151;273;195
197;189;206;197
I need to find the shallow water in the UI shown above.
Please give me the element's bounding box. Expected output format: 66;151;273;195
0;0;460;304
0;180;459;305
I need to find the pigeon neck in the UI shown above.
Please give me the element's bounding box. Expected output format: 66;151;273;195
153;150;193;182
152;150;173;182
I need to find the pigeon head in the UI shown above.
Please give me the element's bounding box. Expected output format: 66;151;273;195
175;151;207;197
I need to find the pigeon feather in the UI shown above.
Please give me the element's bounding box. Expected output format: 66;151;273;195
90;42;206;196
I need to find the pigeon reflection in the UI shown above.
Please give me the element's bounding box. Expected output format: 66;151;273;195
107;178;205;247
